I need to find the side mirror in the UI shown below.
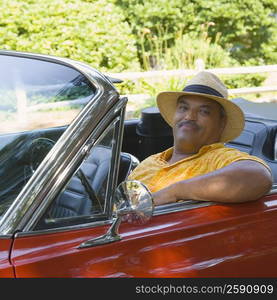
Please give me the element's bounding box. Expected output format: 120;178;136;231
78;180;153;248
114;180;154;225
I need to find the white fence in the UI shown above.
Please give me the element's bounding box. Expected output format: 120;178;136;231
16;64;277;119
107;63;277;96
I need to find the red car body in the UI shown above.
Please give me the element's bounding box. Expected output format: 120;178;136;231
0;193;274;277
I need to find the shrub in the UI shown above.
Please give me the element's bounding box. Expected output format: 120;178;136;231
139;26;237;70
116;0;277;66
222;74;267;89
193;0;277;65
0;0;140;72
117;30;244;97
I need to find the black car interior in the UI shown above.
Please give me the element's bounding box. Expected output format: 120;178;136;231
48;147;134;219
0;126;66;213
0;124;136;223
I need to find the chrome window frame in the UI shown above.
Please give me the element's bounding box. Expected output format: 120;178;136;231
0;51;122;235
274;132;277;161
29;115;122;232
22;99;127;234
154;200;213;216
268;184;277;195
9;99;126;237
15;219;114;238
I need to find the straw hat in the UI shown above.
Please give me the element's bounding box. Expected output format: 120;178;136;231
156;71;245;143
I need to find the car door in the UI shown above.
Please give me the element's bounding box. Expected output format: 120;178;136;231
10;192;277;277
0;237;14;277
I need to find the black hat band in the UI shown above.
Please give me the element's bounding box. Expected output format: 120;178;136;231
183;84;224;98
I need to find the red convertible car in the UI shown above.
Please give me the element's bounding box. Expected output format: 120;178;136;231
0;50;276;278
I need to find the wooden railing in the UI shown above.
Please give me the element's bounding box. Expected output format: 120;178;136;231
107;63;277;96
18;64;277;117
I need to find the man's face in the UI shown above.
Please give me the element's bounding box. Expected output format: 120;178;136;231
172;95;226;153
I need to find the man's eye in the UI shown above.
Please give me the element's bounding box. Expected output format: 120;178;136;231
200;109;210;115
178;105;188;111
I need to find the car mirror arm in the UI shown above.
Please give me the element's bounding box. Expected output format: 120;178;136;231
78;216;122;249
77;180;153;249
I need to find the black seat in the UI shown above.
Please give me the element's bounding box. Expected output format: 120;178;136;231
135;107;173;161
50;185;92;218
49;147;135;218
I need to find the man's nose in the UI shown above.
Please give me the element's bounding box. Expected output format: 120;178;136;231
184;109;197;120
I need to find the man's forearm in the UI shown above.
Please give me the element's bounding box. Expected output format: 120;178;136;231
153;160;273;205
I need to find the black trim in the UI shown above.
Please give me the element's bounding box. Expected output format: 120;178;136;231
183;84;223;98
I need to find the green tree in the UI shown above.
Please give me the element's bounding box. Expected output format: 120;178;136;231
0;0;140;72
116;0;277;65
194;0;277;64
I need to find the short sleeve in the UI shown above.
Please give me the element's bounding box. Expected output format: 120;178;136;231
214;147;272;173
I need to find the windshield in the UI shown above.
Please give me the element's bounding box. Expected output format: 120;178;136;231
0;54;95;216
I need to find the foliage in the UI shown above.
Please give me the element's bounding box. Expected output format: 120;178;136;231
117;23;265;99
0;0;274;104
116;0;277;65
139;24;237;71
222;74;267;90
193;0;277;65
1;0;275;70
0;0;140;72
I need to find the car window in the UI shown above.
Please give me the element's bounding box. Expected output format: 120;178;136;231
34;118;119;230
0;54;96;218
0;54;95;134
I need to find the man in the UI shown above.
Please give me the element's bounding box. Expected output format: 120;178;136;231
128;71;273;206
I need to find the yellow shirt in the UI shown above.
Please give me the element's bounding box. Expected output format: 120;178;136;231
128;143;271;193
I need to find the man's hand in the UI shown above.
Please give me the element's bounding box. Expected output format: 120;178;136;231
152;186;177;206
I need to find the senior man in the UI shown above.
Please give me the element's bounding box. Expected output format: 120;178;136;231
128;71;273;205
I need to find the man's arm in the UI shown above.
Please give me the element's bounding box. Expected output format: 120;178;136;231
152;160;273;206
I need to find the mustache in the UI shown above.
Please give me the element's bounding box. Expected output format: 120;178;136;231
177;120;200;130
